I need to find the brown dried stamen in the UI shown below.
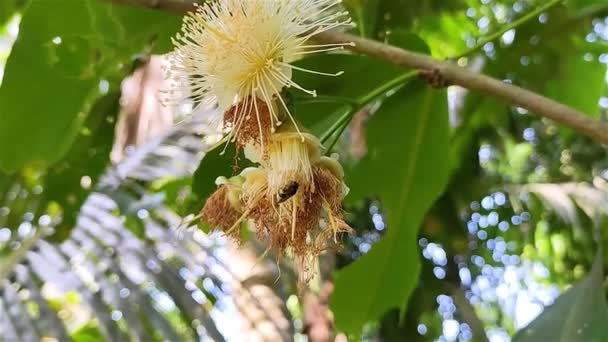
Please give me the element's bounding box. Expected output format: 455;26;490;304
249;192;286;249
201;185;243;241
223;96;273;151
314;166;354;239
247;181;322;257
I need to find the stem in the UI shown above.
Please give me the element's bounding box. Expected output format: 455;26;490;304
314;30;608;145
320;106;353;143
355;71;418;107
0;227;47;279
321;71;418;153
323;115;350;153
292;95;358;106
454;0;564;59
449;284;489;342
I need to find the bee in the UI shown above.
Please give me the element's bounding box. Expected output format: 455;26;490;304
277;181;299;204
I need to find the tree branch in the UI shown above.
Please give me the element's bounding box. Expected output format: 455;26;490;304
102;0;608;145
315;30;608;145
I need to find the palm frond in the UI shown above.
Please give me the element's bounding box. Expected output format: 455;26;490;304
0;116;292;341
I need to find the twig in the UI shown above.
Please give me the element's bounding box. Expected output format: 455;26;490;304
448;283;490;342
314;30;608;145
0;228;47;280
101;0;608;145
320;71;418;151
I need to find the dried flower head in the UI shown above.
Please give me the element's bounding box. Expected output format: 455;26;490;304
243;137;352;283
201;152;352;284
166;0;352;148
291;157;352;283
200;175;245;240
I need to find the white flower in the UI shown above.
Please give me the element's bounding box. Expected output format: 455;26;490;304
166;0;352;147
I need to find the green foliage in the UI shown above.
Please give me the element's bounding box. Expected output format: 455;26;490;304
513;251;608;341
331;81;450;334
546;55;607;117
0;0;180;172
416;13;478;58
1;0;608;340
343;0;380;37
191;143;242;213
568;0;608;10
0;0;22;29
71;324;105;342
41;92;120;241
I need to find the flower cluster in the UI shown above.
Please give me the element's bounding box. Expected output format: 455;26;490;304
167;0;353;284
201;129;352;283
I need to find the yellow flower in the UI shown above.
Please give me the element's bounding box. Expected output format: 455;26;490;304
166;0;352;148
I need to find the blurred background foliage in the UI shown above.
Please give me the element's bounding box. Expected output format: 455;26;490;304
0;0;607;341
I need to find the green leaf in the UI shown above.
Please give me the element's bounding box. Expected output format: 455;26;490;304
384;30;431;52
41;92;120;242
546;55;607;117
374;0;466;35
343;0;380;37
71;323;105;342
0;0;180;172
0;0;22;29
330;80;450;334
513;251;608;342
567;0;608;11
192;145;235;209
415;13;478;58
191;144;254;212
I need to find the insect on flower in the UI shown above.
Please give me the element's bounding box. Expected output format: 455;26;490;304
277;181;300;204
165;0;353;150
